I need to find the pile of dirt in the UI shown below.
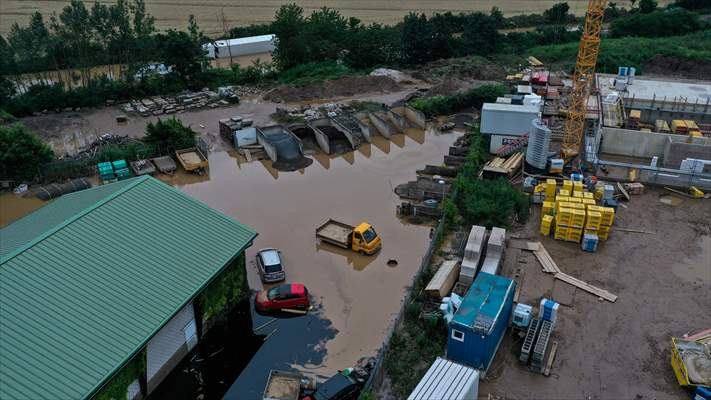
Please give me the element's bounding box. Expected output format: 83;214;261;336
412;56;506;83
263;75;402;103
643;55;711;80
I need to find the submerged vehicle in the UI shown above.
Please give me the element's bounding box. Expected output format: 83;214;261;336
255;283;310;312
315;219;381;255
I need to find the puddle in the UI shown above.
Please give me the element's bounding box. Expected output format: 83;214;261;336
672;235;711;283
659;195;684;206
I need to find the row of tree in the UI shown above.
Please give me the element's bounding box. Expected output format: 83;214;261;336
0;0;207;82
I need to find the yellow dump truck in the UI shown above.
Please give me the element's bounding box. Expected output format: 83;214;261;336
670;329;711;388
316;219;381;255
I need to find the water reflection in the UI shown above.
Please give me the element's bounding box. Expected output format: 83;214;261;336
314;242;379;272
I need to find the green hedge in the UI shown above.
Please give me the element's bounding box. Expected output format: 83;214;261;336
527;30;711;73
199;253;248;322
93;349;146;400
409;84;508;117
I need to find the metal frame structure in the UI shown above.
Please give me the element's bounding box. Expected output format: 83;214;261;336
561;0;607;159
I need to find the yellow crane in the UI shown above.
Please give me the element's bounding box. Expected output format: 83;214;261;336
561;0;607;159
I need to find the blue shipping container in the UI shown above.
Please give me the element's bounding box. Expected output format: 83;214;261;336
447;272;516;372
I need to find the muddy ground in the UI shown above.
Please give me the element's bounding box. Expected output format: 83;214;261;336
263;75;403;103
481;190;711;399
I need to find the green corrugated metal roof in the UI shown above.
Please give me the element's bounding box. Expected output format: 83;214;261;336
0;179;138;258
0;176;257;400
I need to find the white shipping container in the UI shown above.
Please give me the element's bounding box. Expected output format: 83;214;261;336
408;357;479;400
203;34;275;59
480;103;540;137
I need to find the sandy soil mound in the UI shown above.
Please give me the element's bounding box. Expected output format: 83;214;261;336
263;75;402;103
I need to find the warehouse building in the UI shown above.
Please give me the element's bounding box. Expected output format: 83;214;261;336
0;176;257;400
203;34;276;59
480;103;541;154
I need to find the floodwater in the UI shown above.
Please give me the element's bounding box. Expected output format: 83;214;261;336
2;95;461;398
160;126;460;398
0;193;46;227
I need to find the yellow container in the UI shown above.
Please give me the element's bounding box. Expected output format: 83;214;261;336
546;179;557;195
584;227;597;235
582;198;596;206
559;189;570;197
542;201;555;216
568;197;582;204
690;130;702;138
555;226;569;240
598;230;609;241
586;211;602;229
556;208;572;225
570;202;586;210
570;209;586;226
685;120;699;130
573;181;584;193
573;191;584;199
600;207;615;226
534;183;546;193
540;215;553;236
583;192;594;199
562;180;573;193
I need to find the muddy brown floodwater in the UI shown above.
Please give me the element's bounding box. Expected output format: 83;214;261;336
170;126;460;374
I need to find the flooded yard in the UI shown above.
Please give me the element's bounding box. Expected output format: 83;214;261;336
1;98;461;398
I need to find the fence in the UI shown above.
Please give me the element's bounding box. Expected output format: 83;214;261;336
359;187;459;399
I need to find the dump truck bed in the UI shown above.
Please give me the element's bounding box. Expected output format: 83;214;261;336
316;219;354;248
175;147;209;171
263;370;302;400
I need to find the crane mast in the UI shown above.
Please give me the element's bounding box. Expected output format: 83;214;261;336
561;0;607;159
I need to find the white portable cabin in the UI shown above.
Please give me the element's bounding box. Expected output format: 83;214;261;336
480;103;540;154
408;357;479;400
203;34;276;59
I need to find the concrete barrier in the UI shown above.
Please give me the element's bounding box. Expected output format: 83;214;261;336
600;127;711;159
404;105;427;129
307;119;332;154
256;128;277;162
368;112;394;138
387;110;407;132
257;125;304;162
663;137;711;168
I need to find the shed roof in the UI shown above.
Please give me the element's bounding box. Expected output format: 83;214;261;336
0;176;257;400
451;272;514;335
211;34;275;47
407;357;479;400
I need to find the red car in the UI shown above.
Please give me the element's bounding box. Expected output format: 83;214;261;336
255;283;310;312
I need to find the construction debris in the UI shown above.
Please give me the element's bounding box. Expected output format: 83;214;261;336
543;341;559;376
554;273;618;302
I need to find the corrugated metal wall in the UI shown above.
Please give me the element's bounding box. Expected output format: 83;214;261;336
146;302;197;393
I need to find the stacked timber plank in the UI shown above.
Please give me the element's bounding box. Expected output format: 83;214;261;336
483;152;523;177
425;260;460;299
480;227;506;275
460;225;486;284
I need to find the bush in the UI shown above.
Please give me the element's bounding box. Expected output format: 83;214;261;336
278;62;354;85
409;84;507;116
0;124;53;182
144;118;197;154
610;8;705;38
527;30;711;73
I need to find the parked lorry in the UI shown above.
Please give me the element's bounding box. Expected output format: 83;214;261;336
315;219;381;255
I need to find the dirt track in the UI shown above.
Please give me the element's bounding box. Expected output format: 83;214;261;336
483;190;711;399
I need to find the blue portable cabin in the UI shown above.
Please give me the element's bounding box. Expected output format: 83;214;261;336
446;272;516;372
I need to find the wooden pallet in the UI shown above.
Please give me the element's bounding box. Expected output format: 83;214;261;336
554;272;618;302
482;152;523;177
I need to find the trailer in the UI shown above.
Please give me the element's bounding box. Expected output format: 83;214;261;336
175;147;209;172
263;370;303;400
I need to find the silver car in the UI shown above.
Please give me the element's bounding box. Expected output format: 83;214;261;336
256;248;286;283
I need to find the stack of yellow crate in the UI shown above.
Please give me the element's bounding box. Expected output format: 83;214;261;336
558;189;570;198
542;201;555;216
582;191;596;206
585;209;602;238
573;181;584;196
598;206;615;240
545;179;557;201
540;215;553;236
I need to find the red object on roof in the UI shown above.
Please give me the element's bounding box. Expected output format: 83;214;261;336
290;283;306;296
532;71;549;84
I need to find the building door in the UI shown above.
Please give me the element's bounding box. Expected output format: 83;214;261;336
146;302;197;392
183;319;198;351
